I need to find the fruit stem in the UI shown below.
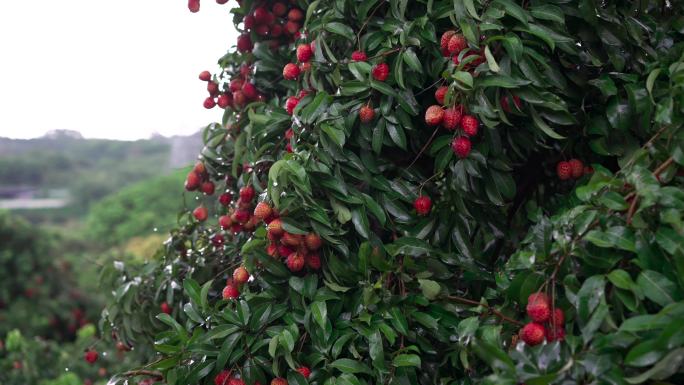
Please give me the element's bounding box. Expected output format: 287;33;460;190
122;370;163;379
407;126;441;170
446;295;522;326
653;156;674;178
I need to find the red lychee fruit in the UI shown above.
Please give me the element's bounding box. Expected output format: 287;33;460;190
425;105;445;126
285;128;295;140
188;0;200;13
244;14;255;30
214;370;231;385
286;96;300;115
283;63;301;80
201;181;215;195
272;2;287;16
239;186;255;202
207;81;219;96
451;136;471;158
233;266;250;284
545;326;565;342
520;322;546;346
285;21;300;35
185;171;201;191
211;233;225;247
255;24;270;36
203;97;216;109
217;93;233;109
160;302;172;314
194;161;206;175
254;202;273;220
435;86;448;105
216;0;229;4
526;293;551;323
232;91;246;107
569;159;584;179
305;233;322;250
277;244;295;258
556;161;572;180
229;79;244;93
501;95;522;112
287;252;305;272
351;51;367;62
359;104;375;123
193;206;208;221
199;70;211;81
281;232;302;247
228;378;245;385
219;193;231;207
299;62;311;72
297;44;313;63
253;7;270;24
447;34;467;55
222;284;239;299
84;350;98;364
440;30;456;52
242;83;258;100
268;218;284;237
297;366;311;379
219;215;233;230
551;308;565;326
371;63;390;81
442;106;462;130
234;209;250;224
414;195;432;216
271;24;283;37
306;252;321;270
267;242;279;258
288;8;303;21
460;115;479;137
237;34;253;52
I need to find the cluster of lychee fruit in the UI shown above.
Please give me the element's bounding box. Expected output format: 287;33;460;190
214;370;310;385
216;185;261;234
222;265;250;300
439;30;485;70
556;159;591;181
426;90;480;159
199;63;264;110
519;293;566;346
186;161;216;195
238;1;305;52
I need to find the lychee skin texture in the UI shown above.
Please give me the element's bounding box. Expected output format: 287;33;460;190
520;322;546;346
440;30;456;52
435;86;448;105
297;366;312;379
188;0;200;13
447;34;467;55
237;34;253;53
204;97;216;109
219;193;231;207
351;51;367;62
451;136;471;158
556;161;572;180
545;326;566;342
217;94;232;109
242;83;258;100
84;350;98;364
306;252;321;270
297;44;313;63
442;106;462;131
185;171;201;191
286;252;305;272
278;244;295;258
271;378;288;385
414;195;432;216
268;218;284;237
460;115;479;137
371;63;390;81
201;181;215;195
305;233;322;250
239;186;255;202
234;209;250;224
359;105;375;123
254;202;273;220
267;243;279;257
285;96;300;115
214;370;231;385
233;267;250;284
551;308;565;326
526;293;551;323
288;8;304;21
425;105;445;126
222;284;239;299
193;206;208;222
283;63;301;80
219;215;232;229
199;70;211;81
281;232;302;247
569;158;584;179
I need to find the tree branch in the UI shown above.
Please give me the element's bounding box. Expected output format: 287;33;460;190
446;295;523;326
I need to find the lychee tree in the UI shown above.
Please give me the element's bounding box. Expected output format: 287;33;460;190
102;1;684;385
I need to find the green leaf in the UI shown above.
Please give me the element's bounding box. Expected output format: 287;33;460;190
494;0;529;26
484;45;500;72
637;270;677;307
530;106;566;139
403;48;421;72
321;123;346;148
329;358;372;374
529;5;564;24
418;279;441;300
392;354;421;368
370;80;397;97
351;207;370;239
324;22;355;40
311;300;327;329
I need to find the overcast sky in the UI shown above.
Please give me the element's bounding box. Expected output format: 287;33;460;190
0;0;238;141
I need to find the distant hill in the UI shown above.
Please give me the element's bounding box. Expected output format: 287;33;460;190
0;130;203;222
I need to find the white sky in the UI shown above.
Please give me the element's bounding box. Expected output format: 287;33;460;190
0;0;238;141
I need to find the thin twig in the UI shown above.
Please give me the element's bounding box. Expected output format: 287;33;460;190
122;370;163;379
626;195;639;225
446;295;523;326
653;156;674;178
407;126;441;169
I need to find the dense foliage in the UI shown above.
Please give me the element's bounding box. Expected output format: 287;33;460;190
104;1;684;385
